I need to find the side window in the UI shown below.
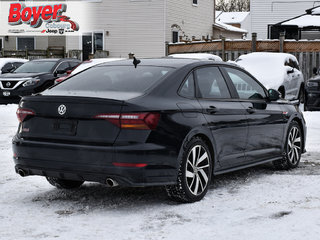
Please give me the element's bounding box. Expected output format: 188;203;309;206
13;62;24;69
69;61;79;69
179;73;195;98
56;62;70;72
195;67;231;99
1;63;13;73
225;67;266;100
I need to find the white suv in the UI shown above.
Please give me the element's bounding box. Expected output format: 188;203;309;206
235;52;305;102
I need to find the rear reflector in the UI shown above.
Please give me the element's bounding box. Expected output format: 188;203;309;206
16;108;35;122
112;162;147;168
94;112;160;130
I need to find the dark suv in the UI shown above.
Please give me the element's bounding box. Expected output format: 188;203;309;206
0;58;80;102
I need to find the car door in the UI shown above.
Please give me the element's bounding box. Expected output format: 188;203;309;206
285;59;303;99
222;66;286;163
194;66;248;169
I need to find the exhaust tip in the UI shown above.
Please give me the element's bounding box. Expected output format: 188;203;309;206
18;169;26;177
106;178;119;187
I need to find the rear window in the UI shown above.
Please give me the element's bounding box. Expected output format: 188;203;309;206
14;61;56;73
45;65;173;98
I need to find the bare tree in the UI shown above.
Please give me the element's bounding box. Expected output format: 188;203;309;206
216;0;250;12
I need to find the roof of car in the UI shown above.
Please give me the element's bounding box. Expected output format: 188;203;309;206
98;58;230;68
30;58;80;62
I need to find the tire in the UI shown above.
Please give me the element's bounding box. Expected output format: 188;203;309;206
46;177;84;189
165;137;213;203
273;121;302;170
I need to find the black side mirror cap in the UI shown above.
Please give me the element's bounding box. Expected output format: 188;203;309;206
268;89;281;101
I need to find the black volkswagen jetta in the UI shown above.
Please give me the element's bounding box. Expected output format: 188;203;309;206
0;58;80;102
12;58;306;203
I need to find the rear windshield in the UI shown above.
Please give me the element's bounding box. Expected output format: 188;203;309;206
14;61;56;73
45;65;173;98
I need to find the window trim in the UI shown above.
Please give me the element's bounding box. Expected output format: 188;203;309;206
16;37;36;51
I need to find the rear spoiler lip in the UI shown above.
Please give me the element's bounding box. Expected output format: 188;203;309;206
20;95;125;105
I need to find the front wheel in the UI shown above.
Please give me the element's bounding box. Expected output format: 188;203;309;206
166;137;213;203
273;121;302;170
46;177;84;189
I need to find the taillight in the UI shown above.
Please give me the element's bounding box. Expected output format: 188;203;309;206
112;162;147;168
94;112;160;130
16;108;35;122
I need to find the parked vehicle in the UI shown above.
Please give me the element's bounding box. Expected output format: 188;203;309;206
0;58;28;74
305;74;320;111
13;58;306;203
54;58;124;84
235;52;305;102
0;58;80;101
169;53;223;61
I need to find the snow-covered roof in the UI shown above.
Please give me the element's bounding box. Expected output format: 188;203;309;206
311;7;320;15
213;22;248;33
281;15;320;28
279;5;320;28
216;11;250;24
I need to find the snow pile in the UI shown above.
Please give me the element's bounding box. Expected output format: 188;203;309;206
235;52;298;89
169;53;223;62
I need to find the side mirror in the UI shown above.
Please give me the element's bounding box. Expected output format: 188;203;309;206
66;70;72;75
287;68;294;74
268;89;281;101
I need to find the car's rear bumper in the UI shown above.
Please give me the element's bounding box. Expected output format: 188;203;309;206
12;136;179;187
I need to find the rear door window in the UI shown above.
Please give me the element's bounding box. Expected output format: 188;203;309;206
179;73;195;98
195;67;231;99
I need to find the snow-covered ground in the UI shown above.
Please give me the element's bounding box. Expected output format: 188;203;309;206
1;104;320;240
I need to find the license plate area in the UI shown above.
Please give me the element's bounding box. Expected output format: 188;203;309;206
52;119;77;136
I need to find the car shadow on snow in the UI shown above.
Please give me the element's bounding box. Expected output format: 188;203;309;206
26;159;319;212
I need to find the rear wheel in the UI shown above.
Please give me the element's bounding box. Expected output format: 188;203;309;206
166;137;213;203
46;177;84;189
273;121;302;170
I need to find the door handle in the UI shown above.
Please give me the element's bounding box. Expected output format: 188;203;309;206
246;107;256;114
207;106;219;114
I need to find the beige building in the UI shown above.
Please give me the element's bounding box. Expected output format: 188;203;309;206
1;0;215;59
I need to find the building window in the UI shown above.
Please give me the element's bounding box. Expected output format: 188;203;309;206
172;31;179;43
193;0;198;5
82;31;104;60
17;37;35;50
0;38;3;50
94;32;103;52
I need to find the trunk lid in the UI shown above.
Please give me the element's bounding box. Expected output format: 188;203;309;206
19;96;123;145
